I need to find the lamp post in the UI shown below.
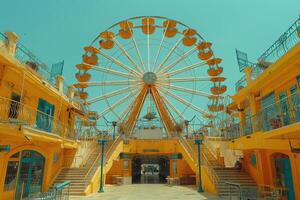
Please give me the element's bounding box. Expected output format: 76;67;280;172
184;120;189;138
112;121;117;140
195;132;204;193
98;139;107;193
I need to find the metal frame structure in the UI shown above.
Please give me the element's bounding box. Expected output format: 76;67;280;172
74;16;226;137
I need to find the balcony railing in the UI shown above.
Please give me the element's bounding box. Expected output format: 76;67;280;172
258;16;300;67
235;75;247;92
0;32;70;95
235;17;300;92
225;92;300;139
0;96;75;139
15;43;57;86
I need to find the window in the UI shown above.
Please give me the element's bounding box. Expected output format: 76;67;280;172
36;98;55;132
8;93;21;119
4;161;19;191
250;153;257;167
123;160;129;170
261;92;277;131
279;91;290;126
296;75;300;87
290;86;300;122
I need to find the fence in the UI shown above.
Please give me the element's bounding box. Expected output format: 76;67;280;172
225;182;258;200
28;181;70;200
225;92;300;139
0;32;70;96
235;17;300;92
0;96;73;138
258;17;300;67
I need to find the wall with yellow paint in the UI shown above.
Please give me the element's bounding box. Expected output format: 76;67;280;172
0;33;79;200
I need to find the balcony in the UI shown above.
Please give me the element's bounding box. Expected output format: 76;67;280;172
0;96;75;140
235;17;300;92
0;32;70;96
225;92;300;139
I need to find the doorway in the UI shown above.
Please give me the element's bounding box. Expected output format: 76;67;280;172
132;155;169;184
15;150;45;199
273;154;295;200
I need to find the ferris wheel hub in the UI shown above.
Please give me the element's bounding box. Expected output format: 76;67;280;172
143;72;157;85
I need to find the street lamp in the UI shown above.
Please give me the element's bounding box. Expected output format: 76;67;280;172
98;139;107;193
184;120;189;138
112;121;117;140
195;132;204;193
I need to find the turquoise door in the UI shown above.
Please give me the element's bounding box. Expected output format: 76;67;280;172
274;157;295;200
15;151;45;199
36;98;55;132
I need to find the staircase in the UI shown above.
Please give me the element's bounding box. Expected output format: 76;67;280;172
181;138;258;199
51;138;119;195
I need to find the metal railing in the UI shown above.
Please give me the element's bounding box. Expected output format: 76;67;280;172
28;181;70;200
225;92;300;139
0;32;70;96
15;43;57;85
235;75;247;92
258;16;300;67
0;96;75;139
235;17;300;92
225;181;258;200
179;137;220;189
84;136;122;186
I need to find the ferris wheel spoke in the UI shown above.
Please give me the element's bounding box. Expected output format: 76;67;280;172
147;18;150;72
98;91;138;119
152;21;169;72
80;80;140;86
112;38;143;75
90;65;137;79
158;46;197;74
127;23;147;73
119;92;139;120
158;83;212;98
99;51;141;77
158;91;184;120
157;77;212;83
159;88;211;117
166;62;206;77
87;85;139;104
155;35;184;73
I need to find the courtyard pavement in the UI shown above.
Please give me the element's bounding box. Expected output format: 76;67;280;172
70;184;220;200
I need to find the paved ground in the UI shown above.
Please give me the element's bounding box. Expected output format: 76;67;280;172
70;184;220;200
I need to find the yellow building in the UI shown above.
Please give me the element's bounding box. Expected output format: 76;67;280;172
0;32;80;200
227;17;300;199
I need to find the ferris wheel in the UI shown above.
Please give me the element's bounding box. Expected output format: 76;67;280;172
74;16;226;137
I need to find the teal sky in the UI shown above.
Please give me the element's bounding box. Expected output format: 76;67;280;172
0;0;299;94
0;0;299;127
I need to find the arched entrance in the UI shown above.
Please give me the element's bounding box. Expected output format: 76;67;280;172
132;155;170;184
272;153;295;200
14;150;45;199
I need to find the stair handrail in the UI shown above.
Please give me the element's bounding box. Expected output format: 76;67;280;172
179;136;220;188
201;148;220;187
178;137;196;162
79;136;100;168
225;181;242;199
84;136;122;181
203;139;219;160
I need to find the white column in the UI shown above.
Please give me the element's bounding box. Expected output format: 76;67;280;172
55;75;64;93
67;85;75;99
5;32;19;56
